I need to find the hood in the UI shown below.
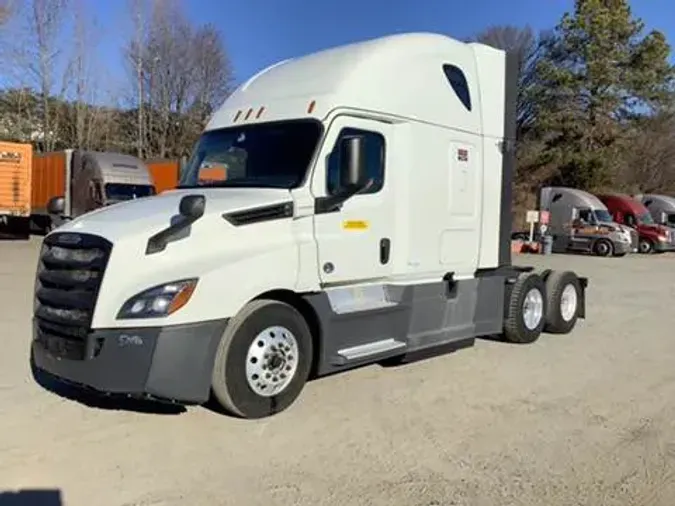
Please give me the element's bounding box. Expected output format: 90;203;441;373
55;187;292;242
639;223;669;234
616;223;635;234
594;221;625;233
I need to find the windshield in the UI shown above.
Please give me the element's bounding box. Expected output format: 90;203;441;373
638;211;655;225
104;183;155;201
179;120;322;189
593;209;613;223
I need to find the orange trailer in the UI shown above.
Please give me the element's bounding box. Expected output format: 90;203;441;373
0;141;33;219
146;159;180;193
146;158;229;189
31;151;68;214
199;165;227;182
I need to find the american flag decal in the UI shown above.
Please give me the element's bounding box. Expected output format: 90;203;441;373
457;148;468;162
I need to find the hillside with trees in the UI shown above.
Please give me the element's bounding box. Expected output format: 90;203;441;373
0;0;233;159
473;0;675;224
1;0;674;227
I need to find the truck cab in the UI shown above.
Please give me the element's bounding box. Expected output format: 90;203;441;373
45;150;156;228
597;193;675;254
539;186;635;257
31;33;588;419
637;194;675;233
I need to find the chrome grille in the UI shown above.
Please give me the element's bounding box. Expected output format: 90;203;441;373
668;228;675;247
33;232;112;360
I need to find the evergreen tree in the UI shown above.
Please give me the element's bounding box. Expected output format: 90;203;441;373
533;0;674;190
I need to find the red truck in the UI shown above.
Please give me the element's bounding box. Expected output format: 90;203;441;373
596;193;675;254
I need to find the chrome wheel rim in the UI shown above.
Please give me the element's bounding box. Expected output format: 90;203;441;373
246;326;299;397
560;284;578;322
522;288;544;330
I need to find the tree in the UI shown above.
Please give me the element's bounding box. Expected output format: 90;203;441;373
0;1;12;25
472;25;552;138
123;0;234;159
532;0;675;190
616;112;675;193
2;0;72;151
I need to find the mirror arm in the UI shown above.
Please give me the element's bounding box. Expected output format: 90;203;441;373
314;180;372;215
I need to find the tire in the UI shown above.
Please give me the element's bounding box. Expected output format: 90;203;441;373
638;238;653;254
503;272;547;344
593;239;613;257
210;299;313;419
543;270;581;334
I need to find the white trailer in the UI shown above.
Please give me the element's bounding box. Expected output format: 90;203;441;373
31;33;588;419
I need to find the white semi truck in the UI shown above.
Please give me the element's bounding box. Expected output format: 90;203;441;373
31;33;588;419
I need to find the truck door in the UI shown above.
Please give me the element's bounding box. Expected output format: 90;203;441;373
311;116;395;285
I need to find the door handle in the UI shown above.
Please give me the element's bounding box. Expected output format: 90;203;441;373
380;238;391;265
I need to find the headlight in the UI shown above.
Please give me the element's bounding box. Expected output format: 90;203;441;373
117;278;198;319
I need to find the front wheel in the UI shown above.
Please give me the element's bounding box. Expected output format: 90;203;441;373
210;299;313;419
638;238;654;254
593;239;613;257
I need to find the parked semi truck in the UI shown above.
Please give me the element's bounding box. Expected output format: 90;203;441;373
0;141;33;230
538;186;636;257
636;194;675;229
33;150;156;231
30;33;589;419
596;193;675;254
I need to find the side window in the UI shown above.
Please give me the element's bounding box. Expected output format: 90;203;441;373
326;128;385;196
577;209;591;223
625;213;636;227
442;64;472;112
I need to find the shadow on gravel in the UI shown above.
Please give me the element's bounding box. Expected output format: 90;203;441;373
0;489;62;506
31;334;513;419
31;360;186;416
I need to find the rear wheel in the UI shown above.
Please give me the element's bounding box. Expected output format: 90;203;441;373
544;270;581;334
593;239;613;257
503;272;546;344
210;299;313;419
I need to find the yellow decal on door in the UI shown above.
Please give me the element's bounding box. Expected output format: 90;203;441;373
342;220;369;230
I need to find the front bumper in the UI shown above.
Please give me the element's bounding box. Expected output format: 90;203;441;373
613;241;633;255
31;318;227;404
653;240;675;253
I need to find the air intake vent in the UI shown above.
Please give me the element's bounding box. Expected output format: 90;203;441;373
223;202;294;226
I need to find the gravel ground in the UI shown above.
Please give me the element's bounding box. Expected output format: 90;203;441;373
2;237;675;506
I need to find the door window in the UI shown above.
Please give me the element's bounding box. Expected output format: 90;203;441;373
326;128;385;196
576;209;593;224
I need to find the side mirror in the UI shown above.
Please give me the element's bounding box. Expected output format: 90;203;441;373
47;196;65;215
661;212;667;224
179;194;205;219
339;135;367;188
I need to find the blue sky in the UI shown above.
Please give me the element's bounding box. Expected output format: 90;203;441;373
48;0;675;99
